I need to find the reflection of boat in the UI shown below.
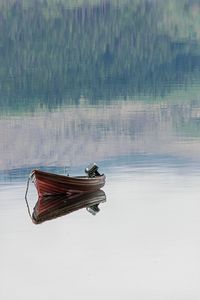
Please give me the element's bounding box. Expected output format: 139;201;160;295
31;164;106;199
32;190;106;224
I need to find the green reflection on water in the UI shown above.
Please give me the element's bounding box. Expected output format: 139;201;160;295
1;0;200;173
0;0;200;113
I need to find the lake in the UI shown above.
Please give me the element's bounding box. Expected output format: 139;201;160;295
1;1;200;299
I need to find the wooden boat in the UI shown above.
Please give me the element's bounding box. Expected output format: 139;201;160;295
32;190;106;224
30;164;106;199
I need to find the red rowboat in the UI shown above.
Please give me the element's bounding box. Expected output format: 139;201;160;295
32;190;106;224
30;163;106;199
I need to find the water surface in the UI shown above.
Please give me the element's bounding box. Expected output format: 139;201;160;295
1;0;200;299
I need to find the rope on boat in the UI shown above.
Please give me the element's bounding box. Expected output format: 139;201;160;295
25;171;34;220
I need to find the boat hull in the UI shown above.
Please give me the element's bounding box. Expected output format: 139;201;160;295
32;169;106;199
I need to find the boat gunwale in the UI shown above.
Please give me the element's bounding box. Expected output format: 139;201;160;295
32;169;106;183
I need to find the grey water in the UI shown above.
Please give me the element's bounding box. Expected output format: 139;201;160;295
1;1;200;299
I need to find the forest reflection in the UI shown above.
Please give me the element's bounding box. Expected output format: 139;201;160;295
1;0;200;175
1;0;200;111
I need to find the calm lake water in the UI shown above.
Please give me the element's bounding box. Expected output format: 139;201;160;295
1;1;200;299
